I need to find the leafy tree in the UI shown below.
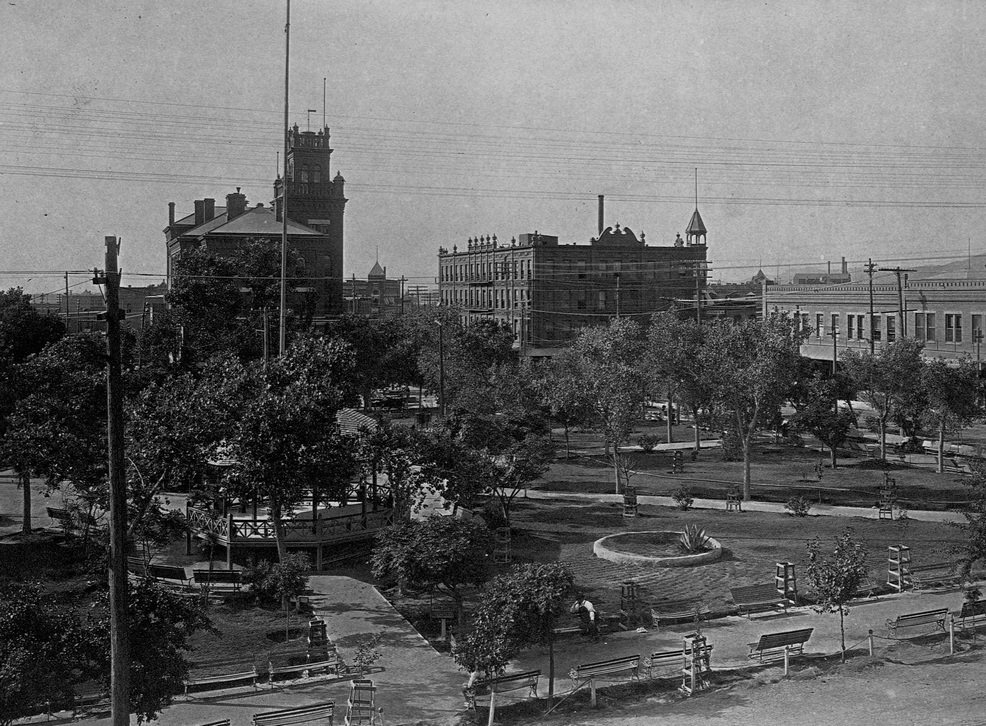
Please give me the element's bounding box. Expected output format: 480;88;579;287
0;333;106;535
0;582;90;725
454;563;575;716
791;373;855;469
0;287;65;372
841;339;925;461
537;352;593;458
646;310;711;450
957;462;986;579
702;314;807;499
553;319;645;493
325;314;417;408
372;516;491;620
804;529;868;661
921;358;982;474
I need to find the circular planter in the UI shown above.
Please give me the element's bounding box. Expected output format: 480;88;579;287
593;531;723;567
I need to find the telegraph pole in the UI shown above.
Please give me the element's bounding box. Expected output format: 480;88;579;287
94;237;129;726
614;272;621;320
64;271;70;331
865;259;876;354
879;266;915;338
278;0;291;356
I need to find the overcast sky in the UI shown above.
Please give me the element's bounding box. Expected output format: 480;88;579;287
2;0;986;296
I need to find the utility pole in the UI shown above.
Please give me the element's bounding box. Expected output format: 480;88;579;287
436;320;446;418
64;271;70;331
865;259;876;355
614;272;621;320
879;266;915;338
695;260;704;324
828;325;838;376
278;0;291;356
94;237;129;726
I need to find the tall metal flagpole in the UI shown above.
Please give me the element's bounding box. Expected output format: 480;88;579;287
279;0;290;356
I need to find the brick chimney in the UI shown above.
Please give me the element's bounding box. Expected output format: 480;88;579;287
226;188;247;221
168;201;175;227
203;198;216;221
193;199;205;226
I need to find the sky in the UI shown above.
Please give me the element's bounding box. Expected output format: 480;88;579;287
3;0;986;297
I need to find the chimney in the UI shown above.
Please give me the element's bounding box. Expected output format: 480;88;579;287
598;195;604;235
827;260;831;275
842;256;847;274
203;198;216;221
226;187;247;221
168;201;175;227
193;199;205;226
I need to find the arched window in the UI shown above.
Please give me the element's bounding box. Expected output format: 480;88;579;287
300;165;310;183
313;164;321;184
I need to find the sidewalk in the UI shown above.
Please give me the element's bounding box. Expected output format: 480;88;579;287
67;576;466;726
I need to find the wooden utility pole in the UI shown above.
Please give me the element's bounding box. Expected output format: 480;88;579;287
94;236;130;726
865;259;876;355
278;0;291;356
879;266;915;338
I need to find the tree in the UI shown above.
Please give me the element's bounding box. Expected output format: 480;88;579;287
0;287;65;370
0;582;90;725
921;358;982;474
372;516;491;621
325;315;416;408
791;373;854;469
538;352;593;458
702;314;807;499
804;529;868;662
553;319;645;493
646;310;710;451
841;339;925;461
454;563;575;718
957;462;986;579
0;333;107;535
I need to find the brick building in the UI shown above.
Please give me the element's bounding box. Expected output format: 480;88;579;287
437;199;709;357
165;125;347;318
343;261;403;316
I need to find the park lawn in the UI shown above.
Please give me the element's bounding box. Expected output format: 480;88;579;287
506;497;967;615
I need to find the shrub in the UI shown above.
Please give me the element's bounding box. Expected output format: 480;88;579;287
637;434;659;453
479;499;509;531
785;495;812;517
678;524;711;553
244;553;311;606
721;429;742;461
671;485;693;511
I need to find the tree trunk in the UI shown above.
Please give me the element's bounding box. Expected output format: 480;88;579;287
547;622;555;709
830;444;838;470
272;502;287;562
692;405;701;453
20;471;31;535
666;388;674;444
839;607;846;662
742;437;752;501
612;450;621;495
487;690;496;726
878;418;887;461
937;423;945;475
563;423;570;459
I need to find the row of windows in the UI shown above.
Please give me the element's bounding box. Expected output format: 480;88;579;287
442;287;529;308
804;311;984;344
298;164;322;184
441;258;533;283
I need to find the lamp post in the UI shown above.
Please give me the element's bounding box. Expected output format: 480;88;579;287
436;320;446;418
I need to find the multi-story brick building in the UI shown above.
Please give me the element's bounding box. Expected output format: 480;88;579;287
765;255;986;365
343;261;403;316
437;200;709;357
165;124;347;318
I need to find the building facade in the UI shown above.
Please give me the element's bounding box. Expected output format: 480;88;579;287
438;211;709;356
165;125;347;318
343;261;403;316
765;256;986;365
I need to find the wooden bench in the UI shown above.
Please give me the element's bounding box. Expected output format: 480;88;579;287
73;691;111;719
909;563;961;590
183;667;258;696
148;563;192;587
268;657;339;685
643;649;682;679
569;655;640;707
650;598;711;628
193;569;242;592
886;608;949;637
730;584;793;617
464;670;540;710
852;578;880;599
252;701;334;726
959;599;986;630
747;628;813;663
46;506;75;534
195;721;231;726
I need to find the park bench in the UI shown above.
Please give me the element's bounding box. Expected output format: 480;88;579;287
464;670;540;710
730;584;793;617
650;598;711;628
570;655;640;707
909;563;961;590
268;657;339;685
886;608;949;637
193;568;242;592
195;721;231;726
959;599;986;630
183;666;259;695
148;563;192;587
73;691;111;719
747;628;813;663
643;649;682;679
252;701;334;726
46;506;75;534
851;577;880;599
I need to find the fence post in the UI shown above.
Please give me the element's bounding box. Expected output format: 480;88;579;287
868;629;874;657
783;645;790;676
949;615;955;655
590;678;597;708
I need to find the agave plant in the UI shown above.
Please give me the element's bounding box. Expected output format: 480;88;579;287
678;524;711;553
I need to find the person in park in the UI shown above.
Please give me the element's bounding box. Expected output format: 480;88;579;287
571;595;599;639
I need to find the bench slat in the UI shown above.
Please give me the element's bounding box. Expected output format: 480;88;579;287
252;702;334;726
465;670;540;710
886;608;949;635
748;628;813;661
570;655;640;683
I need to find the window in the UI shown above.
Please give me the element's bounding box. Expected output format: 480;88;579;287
855;315;864;340
598;291;607;309
914;312;936;342
872;315;881;342
973;314;984;345
300;165;309;183
945;314;962;343
312;165;321;184
846;315;855;340
886;315;896;342
831;314;838;337
801;313;810;335
815;313;824;339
